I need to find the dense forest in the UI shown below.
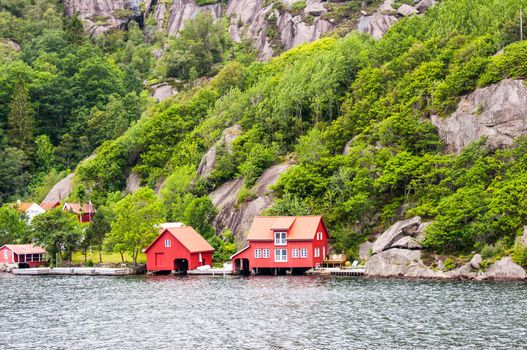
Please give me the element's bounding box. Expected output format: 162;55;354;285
1;0;527;267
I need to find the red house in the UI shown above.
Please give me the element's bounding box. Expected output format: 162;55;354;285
231;216;329;275
63;202;96;223
0;244;46;268
144;226;215;274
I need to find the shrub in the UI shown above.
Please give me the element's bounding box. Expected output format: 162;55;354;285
443;258;455;271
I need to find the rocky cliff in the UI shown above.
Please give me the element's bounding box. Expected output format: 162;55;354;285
432;79;527;153
62;0;437;60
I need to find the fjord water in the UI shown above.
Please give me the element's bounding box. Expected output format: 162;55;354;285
0;275;525;349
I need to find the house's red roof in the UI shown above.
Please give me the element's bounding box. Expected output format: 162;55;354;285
63;202;96;214
247;216;325;241
40;201;61;211
144;226;215;253
1;244;46;255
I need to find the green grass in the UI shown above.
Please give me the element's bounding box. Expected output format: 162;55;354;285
71;251;147;265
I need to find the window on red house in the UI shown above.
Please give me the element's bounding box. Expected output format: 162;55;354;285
274;232;286;245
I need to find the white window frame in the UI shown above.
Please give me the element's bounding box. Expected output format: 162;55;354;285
164;239;171;248
274;249;287;262
263;249;270;258
255;249;262;259
317;232;324;240
292;249;299;258
3;250;8;260
314;247;320;258
274;231;287;246
300;248;308;258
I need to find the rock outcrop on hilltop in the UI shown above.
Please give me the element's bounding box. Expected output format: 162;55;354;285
432;79;527;153
365;217;527;280
42;173;75;203
62;0;437;60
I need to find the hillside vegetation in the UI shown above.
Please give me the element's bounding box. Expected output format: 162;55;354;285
2;0;527;264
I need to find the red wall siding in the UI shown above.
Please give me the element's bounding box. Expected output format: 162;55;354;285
232;220;329;270
146;231;213;271
0;247;13;264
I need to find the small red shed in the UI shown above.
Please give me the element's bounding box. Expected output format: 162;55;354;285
231;216;329;275
0;244;46;268
63;202;96;223
144;226;215;273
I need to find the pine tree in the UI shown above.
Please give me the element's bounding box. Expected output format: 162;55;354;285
7;82;34;153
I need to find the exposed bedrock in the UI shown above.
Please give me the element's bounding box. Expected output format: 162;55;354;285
432;79;527;153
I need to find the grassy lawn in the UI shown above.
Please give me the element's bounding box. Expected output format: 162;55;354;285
71;251;146;265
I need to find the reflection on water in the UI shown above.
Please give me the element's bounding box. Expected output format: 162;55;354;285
0;274;526;349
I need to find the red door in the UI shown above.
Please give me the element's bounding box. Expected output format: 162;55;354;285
155;253;164;267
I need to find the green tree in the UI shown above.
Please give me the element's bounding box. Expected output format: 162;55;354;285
7;82;34;153
85;206;111;263
0;147;30;203
0;204;28;245
183;196;217;239
31;208;82;266
35;135;55;171
106;188;165;265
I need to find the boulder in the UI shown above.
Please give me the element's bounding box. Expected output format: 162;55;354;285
479;256;526;280
397;4;417;17
431;79;527;153
445;262;477;280
358;241;373;261
371;216;421;254
391;236;422;250
304;0;326;16
415;0;435;13
357;12;398;39
470;254;482;269
365;248;440;278
152;83;177;101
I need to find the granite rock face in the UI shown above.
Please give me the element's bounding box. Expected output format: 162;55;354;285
42;173;75;203
431;79;527;153
196;125;242;180
210;162;292;242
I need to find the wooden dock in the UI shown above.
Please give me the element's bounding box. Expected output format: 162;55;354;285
307;267;365;276
12;267;136;276
186;268;232;276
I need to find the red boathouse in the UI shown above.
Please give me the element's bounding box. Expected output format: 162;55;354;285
0;244;46;268
144;226;215;274
231;216;329;275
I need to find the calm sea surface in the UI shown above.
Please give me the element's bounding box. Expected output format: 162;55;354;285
0;274;525;349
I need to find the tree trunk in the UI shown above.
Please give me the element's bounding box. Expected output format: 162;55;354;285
133;248;138;266
84;250;87;263
120;251;124;263
99;249;102;264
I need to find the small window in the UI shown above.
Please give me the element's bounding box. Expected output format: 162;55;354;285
164;239;171;248
263;249;270;258
3;250;8;260
274;249;287;262
274;231;287;245
292;249;299;258
314;248;320;258
317;232;324;240
255;249;262;258
300;248;308;258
